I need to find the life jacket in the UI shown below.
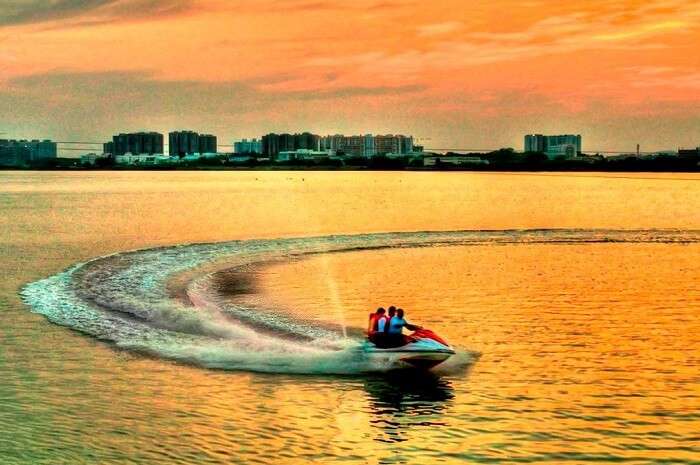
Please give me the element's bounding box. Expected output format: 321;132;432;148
368;314;388;333
375;315;389;333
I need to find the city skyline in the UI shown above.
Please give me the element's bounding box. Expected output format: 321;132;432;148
1;1;700;152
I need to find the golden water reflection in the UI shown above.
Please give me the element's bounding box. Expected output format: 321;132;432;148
2;171;700;464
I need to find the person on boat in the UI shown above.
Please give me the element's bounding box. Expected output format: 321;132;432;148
387;308;422;347
368;307;388;345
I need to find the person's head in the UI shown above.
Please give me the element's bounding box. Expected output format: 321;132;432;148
397;308;404;318
388;307;396;317
376;307;386;315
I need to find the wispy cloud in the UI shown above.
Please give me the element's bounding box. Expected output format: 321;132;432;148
0;0;193;27
305;0;700;76
624;66;700;90
416;21;461;37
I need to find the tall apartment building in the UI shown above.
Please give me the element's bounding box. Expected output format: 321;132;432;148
525;134;582;158
262;132;321;157
169;131;199;157
167;131;217;156
198;134;217;154
103;141;114;155
320;134;413;157
0;139;57;166
113;132;164;156
233;138;262;154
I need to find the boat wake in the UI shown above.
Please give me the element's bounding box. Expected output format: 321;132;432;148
20;229;700;374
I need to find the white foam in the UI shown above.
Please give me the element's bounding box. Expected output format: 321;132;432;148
21;229;699;374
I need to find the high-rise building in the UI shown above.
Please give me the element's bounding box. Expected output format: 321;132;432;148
318;134;413;157
0;139;57;166
363;134;376;157
265;132;413;158
31;140;58;159
198;134;217;154
343;135;365;157
262;133;280;157
262;132;321;157
525;134;581;158
295;132;320;151
320;134;346;152
103;141;114;155
113;132;163;155
525;134;545;153
374;135;396;155
169;131;199;157
233;138;263;154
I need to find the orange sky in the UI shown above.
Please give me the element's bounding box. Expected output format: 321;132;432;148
1;0;699;152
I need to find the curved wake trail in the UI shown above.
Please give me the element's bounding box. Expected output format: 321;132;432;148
20;229;700;374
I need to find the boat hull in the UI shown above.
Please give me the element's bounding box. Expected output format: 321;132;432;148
363;338;455;370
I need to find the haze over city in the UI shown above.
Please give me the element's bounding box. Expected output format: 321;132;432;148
2;0;700;152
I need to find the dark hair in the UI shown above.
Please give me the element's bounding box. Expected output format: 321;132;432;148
376;307;386;314
397;308;404;317
388;307;396;317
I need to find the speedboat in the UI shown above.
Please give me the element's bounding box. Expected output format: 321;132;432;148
364;329;455;370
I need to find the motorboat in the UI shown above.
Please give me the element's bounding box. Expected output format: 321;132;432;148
364;329;455;370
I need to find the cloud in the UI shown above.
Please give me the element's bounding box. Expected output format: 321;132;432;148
0;70;427;143
218;0;412;13
624;66;700;90
287;84;426;100
2;69;700;152
416;21;461;37
0;0;193;27
592;20;688;41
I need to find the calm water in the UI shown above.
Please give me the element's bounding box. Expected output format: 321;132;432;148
1;171;699;464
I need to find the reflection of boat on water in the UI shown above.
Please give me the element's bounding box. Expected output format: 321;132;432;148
363;371;455;444
364;329;456;370
364;372;455;410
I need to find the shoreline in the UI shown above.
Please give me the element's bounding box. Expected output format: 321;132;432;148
3;165;700;173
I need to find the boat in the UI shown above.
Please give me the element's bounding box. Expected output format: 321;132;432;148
364;329;455;370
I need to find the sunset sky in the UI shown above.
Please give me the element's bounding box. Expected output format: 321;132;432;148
1;0;699;153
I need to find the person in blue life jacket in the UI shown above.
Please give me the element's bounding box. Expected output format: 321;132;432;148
387;308;422;347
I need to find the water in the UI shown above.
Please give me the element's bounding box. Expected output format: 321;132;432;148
1;171;700;464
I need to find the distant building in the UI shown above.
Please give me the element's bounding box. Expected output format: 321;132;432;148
228;154;253;163
319;134;413;158
80;153;108;165
103;141;114;155
525;134;582;159
296;132;320;151
113;132;163;156
262;132;321;157
115;154;174;165
32;140;58;159
375;135;399;155
342;135;366;157
276;149;331;162
169;131;199;157
0;141;29;166
0;139;57;166
424;156;489;167
320;134;346;153
198;134;217;154
233;138;262;154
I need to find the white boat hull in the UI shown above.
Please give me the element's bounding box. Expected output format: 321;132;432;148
363;338;455;370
